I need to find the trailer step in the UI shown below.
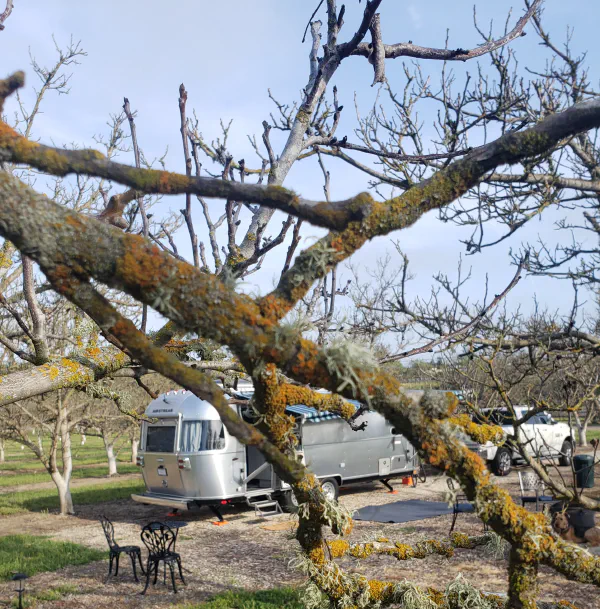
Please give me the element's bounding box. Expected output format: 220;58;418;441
251;499;283;518
246;489;274;499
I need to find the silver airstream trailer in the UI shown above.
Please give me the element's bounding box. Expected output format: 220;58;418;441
131;389;419;518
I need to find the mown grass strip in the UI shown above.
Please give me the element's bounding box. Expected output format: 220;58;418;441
0;477;145;515
0;535;105;581
0;464;139;487
177;588;301;608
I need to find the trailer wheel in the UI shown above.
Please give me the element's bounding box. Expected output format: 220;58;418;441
280;490;299;513
320;478;340;502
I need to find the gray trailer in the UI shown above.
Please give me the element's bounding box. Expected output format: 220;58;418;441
131;389;419;518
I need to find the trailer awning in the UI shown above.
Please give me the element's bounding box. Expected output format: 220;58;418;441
285;400;360;423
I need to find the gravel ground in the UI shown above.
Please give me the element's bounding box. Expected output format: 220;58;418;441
0;463;598;608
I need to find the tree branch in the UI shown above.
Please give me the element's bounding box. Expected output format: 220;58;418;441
0;0;13;31
352;0;542;62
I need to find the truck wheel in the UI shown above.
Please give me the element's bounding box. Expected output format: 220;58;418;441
280;490;299;513
320;478;340;502
492;447;512;476
559;440;574;466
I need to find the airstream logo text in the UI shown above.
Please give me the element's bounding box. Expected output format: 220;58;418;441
151;408;174;414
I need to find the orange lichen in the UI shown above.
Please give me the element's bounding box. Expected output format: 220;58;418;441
0;240;13;270
448;413;505;446
367;579;395;602
427;586;445;606
349;543;374;559
328;539;350;558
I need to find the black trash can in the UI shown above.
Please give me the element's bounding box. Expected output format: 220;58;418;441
573;454;595;489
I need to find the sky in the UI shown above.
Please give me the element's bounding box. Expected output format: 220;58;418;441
1;1;599;345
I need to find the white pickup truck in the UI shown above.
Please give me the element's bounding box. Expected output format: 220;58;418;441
471;406;575;476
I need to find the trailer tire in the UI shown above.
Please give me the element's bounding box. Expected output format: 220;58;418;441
280;490;299;513
320;478;340;502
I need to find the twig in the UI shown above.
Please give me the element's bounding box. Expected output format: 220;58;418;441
123;97;149;333
302;0;325;43
178;84;200;268
380;258;526;363
281;219;303;277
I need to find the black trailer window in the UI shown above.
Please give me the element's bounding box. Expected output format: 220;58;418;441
146;425;176;452
180;421;225;452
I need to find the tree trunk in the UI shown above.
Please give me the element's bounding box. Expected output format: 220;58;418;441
103;432;118;476
81;433;86;445
507;547;539;609
577;421;588;447
50;470;74;516
574;409;592;447
131;437;139;465
58;391;74;514
0;438;4;463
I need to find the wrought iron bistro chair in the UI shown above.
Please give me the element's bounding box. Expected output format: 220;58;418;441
99;516;145;582
518;470;554;511
446;478;489;534
140;522;186;594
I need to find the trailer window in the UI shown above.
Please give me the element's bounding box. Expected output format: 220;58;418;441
180;421;225;452
146;426;176;452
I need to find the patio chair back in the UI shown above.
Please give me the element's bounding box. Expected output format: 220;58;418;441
100;515;117;550
141;522;176;557
446;477;466;498
518;470;545;494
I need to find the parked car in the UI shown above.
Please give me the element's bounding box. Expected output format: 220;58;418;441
470;406;575;476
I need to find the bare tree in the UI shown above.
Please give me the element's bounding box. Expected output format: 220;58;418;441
3;2;600;607
0;389;93;515
358;250;600;508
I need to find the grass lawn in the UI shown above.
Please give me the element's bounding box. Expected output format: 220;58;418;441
586;428;600;442
11;584;82;609
0;464;139;487
179;588;301;608
0;478;146;515
0;535;105;581
1;435;133;467
0;434;146;515
0;434;138;485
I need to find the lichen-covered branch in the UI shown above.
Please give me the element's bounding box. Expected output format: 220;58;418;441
264;95;600;316
327;532;495;561
448;414;505;446
0;348;128;406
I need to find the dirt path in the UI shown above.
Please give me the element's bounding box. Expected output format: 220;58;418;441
0;472;141;495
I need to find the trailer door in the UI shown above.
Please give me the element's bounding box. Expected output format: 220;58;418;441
390;427;408;472
142;419;184;495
